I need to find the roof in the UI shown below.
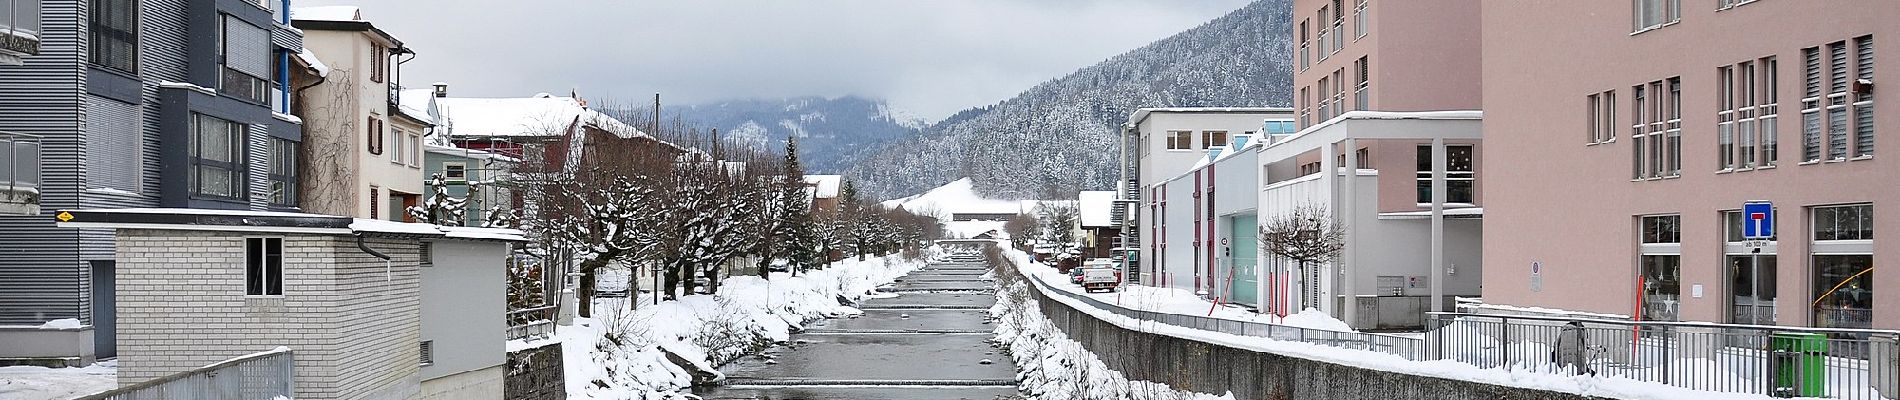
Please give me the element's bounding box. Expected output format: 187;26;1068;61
53;208;527;241
295;48;329;78
1127;107;1294;127
424;144;518;163
1077;191;1117;227
804;175;842;199
436;94;649;141
290;6;406;49
290;6;361;22
397;88;437;126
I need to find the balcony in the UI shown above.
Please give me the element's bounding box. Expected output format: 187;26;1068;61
0;131;41;215
0;0;43;66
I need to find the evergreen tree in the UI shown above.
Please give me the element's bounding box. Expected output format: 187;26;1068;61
775;137;821;274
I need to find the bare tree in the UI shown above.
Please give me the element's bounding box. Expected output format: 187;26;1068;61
1258;205;1346;311
1004;213;1038;251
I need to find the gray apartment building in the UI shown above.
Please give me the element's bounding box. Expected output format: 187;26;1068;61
0;0;309;365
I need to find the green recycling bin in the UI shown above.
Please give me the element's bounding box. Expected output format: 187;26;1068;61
1770;332;1828;398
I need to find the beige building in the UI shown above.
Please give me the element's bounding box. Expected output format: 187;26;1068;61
1482;1;1892;329
292;6;426;221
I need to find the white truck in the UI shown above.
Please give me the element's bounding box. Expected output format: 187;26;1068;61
1081;265;1121;293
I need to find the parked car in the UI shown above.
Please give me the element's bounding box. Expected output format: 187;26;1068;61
1082;267;1121;293
1069;267;1086;284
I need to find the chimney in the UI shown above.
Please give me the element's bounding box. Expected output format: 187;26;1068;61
432;82;448;98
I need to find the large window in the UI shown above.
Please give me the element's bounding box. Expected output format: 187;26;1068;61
1353;0;1367;39
218;16;270;104
1724;210;1777;324
1631;77;1681;179
1811;204;1873;329
1298;20;1309;71
1201;130;1227;148
2;0;43;60
189;114;246;199
1354;56;1369;111
1639;215;1681;322
268;138;296;207
1415;145;1473;204
88;0;137;73
1631;0;1678;33
1718;57;1780;170
1587;90;1616;144
1165;130;1191;150
245;237;283;296
1804;37;1876;162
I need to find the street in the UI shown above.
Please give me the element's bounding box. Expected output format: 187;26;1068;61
693;258;1022;399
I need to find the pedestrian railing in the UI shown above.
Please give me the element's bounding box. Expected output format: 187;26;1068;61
507;305;558;341
1027;273;1425;360
1426;312;1900;399
77;348;293;400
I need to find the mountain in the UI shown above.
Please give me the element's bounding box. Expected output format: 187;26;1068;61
671;96;927;172
842;0;1293;200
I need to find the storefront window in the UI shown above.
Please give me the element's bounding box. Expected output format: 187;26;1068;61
1811;204;1873;329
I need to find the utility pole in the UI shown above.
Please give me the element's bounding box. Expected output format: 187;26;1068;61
652;93;661;138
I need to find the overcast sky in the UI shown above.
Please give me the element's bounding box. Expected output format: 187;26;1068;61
295;0;1253;120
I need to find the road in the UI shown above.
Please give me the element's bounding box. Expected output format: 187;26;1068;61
693;257;1022;399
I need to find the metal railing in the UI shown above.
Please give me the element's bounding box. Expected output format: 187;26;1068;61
1027;272;1424;360
507;305;558;341
77;348;293;400
1426;312;1900;399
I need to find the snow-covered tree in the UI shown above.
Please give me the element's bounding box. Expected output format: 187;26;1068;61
408;174;470;226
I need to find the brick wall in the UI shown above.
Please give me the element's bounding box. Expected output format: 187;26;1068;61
504;343;565;400
115;229;422;400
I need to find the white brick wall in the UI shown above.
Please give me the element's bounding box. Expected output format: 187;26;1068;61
115;230;424;400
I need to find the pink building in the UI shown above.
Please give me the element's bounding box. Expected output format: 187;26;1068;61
1482;1;1893;329
1294;0;1482;129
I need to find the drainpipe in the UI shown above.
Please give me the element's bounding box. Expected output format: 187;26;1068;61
356;234;393;281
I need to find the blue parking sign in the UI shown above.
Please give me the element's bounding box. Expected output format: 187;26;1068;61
1743;201;1774;239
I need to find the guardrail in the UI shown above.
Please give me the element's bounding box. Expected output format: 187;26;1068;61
77;348;293;400
1026;272;1424;360
1426;312;1900;399
507;305;558;341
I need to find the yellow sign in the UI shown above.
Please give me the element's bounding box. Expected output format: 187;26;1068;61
55;211;73;222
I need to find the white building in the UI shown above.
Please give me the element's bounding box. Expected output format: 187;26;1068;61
1122;108;1294;286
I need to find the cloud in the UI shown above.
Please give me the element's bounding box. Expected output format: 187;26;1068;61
297;0;1253;120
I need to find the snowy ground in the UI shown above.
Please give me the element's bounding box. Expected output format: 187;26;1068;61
530;252;928;399
989;267;1232;399
0;361;117;400
1017;255;1354;332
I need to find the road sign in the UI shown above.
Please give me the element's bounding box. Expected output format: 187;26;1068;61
1743;201;1774;239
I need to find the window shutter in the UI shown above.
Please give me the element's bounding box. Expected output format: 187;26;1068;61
223;16;271;78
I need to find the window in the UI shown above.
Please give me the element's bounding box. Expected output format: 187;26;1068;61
245;237;283;296
1803;47;1824;162
1299;20;1310;71
1853;36;1874;158
1298;161;1321;176
190;114;246;199
2;0;44;56
406;132;421;166
218;16;270;104
1415;145;1474;204
1587;90;1616;144
268;138;296;207
391;127;406;165
1316;7;1329;60
369;185;380;219
1811;204;1873;329
1804;37;1876;162
1318;76;1332;121
1723;210;1777;324
88;0;136;73
1716;0;1757;10
1330;0;1344;51
1353;0;1367;39
1631;77;1680;179
1639;215;1681;322
1719;57;1780;170
1353;56;1369;111
367;116;384;155
419;340;434;366
1299;86;1312;127
1631;0;1679;32
1263;120;1296;136
443;162;467;183
370;44;386;83
1202;131;1227;148
1165;130;1192;150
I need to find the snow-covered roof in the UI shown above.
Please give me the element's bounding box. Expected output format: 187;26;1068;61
296;48;330;78
1077;191;1117;227
290;6;362;22
1127;107;1294;126
804;175;842;199
424;144;518;163
397;88;437;126
348;219;447;236
54;208;526;241
436;94;649;141
440;226;528;242
880;178;1022;216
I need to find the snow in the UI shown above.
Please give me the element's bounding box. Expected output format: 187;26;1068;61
558;252;926;399
991;268;1236;400
1378;207;1485;219
290;6;362;22
396;88;437;125
879;178;1023;217
271;112;303;124
347;218;446;236
803;175;841;199
944;220;1006;239
1277;308;1353;332
84;187;141;197
0;361;116;400
1078;191;1117;227
156;81;215;95
438;226;528;241
38;318;81;330
1456;298;1633;320
436;95;652;142
296;48;330;78
65;207;346;219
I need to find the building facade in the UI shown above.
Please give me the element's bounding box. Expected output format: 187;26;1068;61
292;5;424;221
1121;108;1294;285
1292;0;1481;129
1482;1;1894;329
0;0;305;364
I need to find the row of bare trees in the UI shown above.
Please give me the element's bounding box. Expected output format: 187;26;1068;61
515;110;943;317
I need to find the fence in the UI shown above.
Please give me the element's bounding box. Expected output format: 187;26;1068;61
1028;272;1424;360
508;305;558;340
1426;312;1900;399
77;348;293;400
